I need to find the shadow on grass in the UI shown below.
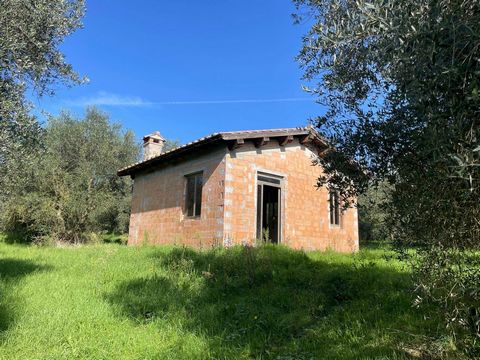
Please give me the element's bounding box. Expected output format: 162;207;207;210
101;233;128;245
107;245;432;359
0;258;51;334
0;232;31;245
359;240;395;250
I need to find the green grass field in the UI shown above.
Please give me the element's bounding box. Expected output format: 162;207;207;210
0;241;450;359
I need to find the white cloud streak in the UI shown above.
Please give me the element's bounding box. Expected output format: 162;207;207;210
64;92;152;107
154;97;313;105
64;92;313;107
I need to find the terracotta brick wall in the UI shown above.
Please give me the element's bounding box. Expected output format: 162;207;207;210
128;139;359;252
128;147;226;248
223;139;359;252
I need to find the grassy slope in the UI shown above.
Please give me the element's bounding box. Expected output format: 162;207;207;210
0;243;443;359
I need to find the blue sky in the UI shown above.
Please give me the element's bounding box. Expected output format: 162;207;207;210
31;0;324;144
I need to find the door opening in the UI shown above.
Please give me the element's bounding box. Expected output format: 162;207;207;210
256;173;282;244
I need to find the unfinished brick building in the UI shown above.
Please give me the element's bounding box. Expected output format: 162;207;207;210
118;127;359;252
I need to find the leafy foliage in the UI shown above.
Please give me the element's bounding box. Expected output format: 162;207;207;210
163;139;181;152
0;0;85;199
358;181;392;243
1;108;140;243
294;0;480;354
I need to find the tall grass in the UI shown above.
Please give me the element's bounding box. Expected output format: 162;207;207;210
0;242;455;359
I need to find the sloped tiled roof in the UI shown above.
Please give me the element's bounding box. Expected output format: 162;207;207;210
117;126;327;177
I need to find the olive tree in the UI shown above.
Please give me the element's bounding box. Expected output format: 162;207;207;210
294;0;479;354
0;0;85;201
1;108;140;243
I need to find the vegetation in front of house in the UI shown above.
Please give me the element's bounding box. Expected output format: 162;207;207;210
0;241;459;359
294;0;480;354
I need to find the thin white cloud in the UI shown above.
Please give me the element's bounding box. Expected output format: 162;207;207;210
154;97;313;105
64;91;152;107
64;92;313;107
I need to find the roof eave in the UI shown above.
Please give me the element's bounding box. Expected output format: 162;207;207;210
117;127;329;177
117;133;223;177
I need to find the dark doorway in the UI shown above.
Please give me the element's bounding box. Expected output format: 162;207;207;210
256;173;282;244
262;185;279;243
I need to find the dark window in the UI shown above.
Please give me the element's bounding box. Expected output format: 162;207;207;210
185;172;203;217
329;190;340;226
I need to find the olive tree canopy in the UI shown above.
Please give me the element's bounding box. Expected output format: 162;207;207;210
0;0;85;194
1;108;140;243
294;0;479;354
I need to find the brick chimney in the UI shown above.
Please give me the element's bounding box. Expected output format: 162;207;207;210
143;131;166;160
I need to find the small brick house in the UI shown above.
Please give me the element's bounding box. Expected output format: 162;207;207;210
118;127;359;252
